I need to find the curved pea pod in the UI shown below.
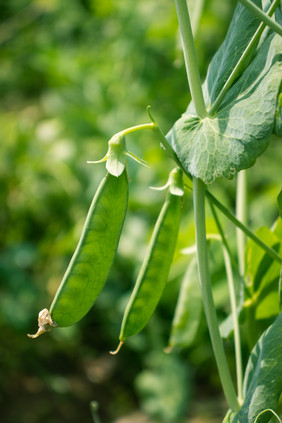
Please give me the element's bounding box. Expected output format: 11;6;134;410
28;170;128;337
167;257;202;351
112;168;183;352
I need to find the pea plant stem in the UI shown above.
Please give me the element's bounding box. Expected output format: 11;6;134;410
208;200;243;402
174;0;207;118
222;245;244;404
236;170;248;276
208;0;281;115
193;177;239;412
239;0;282;36
208;198;237;271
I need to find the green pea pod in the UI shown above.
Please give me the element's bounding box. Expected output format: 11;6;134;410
112;168;183;353
28;170;128;337
167;257;202;351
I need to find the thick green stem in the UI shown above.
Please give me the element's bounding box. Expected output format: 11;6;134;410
174;0;207;118
236;170;248;276
193;177;239;412
209;0;281;115
239;0;282;36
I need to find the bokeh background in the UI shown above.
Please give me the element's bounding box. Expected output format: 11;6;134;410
1;0;281;422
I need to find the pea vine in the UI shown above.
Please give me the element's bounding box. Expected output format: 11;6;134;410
29;1;282;422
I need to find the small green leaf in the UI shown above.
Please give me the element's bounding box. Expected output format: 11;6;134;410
277;190;282;218
105;135;127;177
231;313;282;423
244;226;281;320
245;227;278;291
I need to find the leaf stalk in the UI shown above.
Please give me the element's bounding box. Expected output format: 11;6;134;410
239;0;282;36
236;170;248;276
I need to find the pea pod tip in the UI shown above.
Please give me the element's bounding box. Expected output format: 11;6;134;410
27;308;57;339
109;341;124;355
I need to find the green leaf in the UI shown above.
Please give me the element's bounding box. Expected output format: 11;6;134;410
244;226;281;320
274;91;282;137
223;409;236;423
202;0;262;109
168;32;282;184
244;227;277;291
279;266;282;312
168;258;202;349
277;190;282;218
231;313;282;423
254;409;281;423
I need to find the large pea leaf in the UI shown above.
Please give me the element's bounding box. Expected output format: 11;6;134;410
201;0;262;109
231;313;282;423
168;1;282;184
186;0;262;115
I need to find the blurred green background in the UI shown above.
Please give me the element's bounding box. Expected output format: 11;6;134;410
1;0;281;422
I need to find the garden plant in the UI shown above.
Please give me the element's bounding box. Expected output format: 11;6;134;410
28;0;282;422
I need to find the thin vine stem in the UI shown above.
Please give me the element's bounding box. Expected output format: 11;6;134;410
120;123;155;136
90;401;101;423
208;201;243;403
174;0;207;118
236;170;248;276
239;0;282;36
208;198;238;271
193;177;239;412
222;245;243;404
209;0;281;115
